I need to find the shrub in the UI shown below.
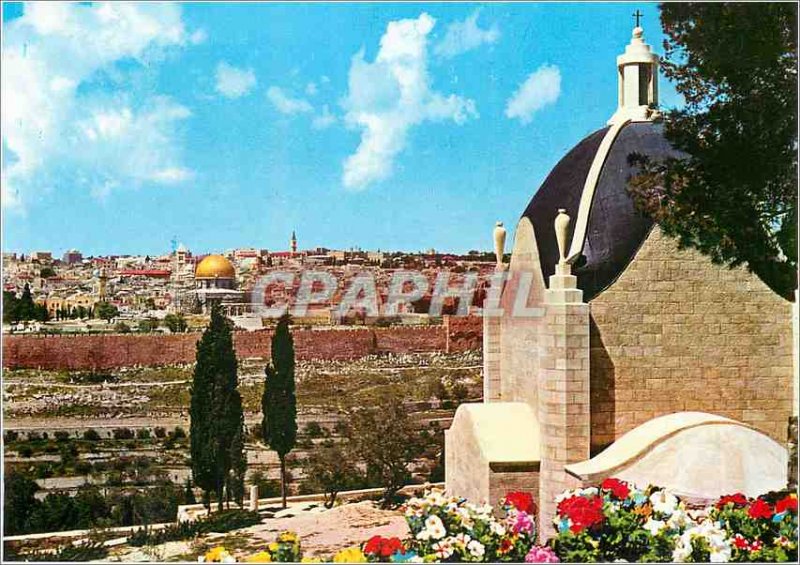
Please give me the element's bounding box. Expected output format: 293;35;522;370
112;428;134;440
4;430;19;443
153;427;167;439
74;460;93;475
4;540;108;562
304;421;325;438
250;470;281;499
17;445;33;458
54;431;70;443
83;429;101;441
171;426;187;439
136;429;151;440
128;510;260;547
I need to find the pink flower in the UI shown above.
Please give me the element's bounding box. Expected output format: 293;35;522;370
525;546;560;563
512;511;535;535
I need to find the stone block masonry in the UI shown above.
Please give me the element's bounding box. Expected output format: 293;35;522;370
2;316;483;370
589;226;794;448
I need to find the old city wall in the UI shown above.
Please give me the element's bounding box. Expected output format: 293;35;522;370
589;226;794;449
2;316;482;370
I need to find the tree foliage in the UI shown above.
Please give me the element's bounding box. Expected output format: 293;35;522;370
164;312;188;333
628;3;797;298
3;284;48;324
301;442;364;508
261;314;297;508
190;304;244;510
95;301;119;323
346;397;423;506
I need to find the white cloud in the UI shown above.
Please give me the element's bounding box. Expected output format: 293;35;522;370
305;82;318;96
267;86;313;114
215;62;256;98
1;2;198;209
151;166;194;183
190;29;207;45
342;13;477;190
505;64;561;124
434;10;499;58
312;105;336;130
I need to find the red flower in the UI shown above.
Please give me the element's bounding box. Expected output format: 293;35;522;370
363;536;403;557
600;478;630;500
747;499;773;520
363;536;383;555
749;540;763;552
504;491;536;514
776;495;798;514
557;495;605;533
716;493;749;509
499;539;514;554
732;534;750;550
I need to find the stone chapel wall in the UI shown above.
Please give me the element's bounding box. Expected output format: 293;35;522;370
589;226;794;451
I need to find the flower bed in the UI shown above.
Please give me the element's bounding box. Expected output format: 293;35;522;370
198;482;797;563
552;479;797;563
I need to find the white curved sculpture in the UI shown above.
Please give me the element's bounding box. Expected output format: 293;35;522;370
566;412;788;504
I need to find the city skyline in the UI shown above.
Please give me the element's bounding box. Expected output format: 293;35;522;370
2;2;679;257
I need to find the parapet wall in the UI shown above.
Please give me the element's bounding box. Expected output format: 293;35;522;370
2;316;482;370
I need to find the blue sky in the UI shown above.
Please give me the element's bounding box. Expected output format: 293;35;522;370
1;2;678;256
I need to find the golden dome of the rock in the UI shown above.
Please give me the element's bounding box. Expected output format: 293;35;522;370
195;254;235;279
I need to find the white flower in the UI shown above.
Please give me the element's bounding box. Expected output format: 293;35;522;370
489;521;506;536
672;519;731;563
650;490;679;516
467;539;485;558
424;514;446;540
667;508;693;531
456;507;474;528
643;518;666;536
432;539;455;559
453;533;471;547
221;556;236;564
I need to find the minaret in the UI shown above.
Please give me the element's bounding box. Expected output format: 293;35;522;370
98;267;108;302
608;12;660;125
291;230;297;256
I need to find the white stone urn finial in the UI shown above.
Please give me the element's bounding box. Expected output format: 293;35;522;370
555;208;570;265
493;221;507;270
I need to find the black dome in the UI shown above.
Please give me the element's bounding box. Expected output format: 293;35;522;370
522;121;682;300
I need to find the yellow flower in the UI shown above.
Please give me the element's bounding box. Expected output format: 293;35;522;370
301;558;323;563
204;547;230;562
278;531;298;543
268;543;279;552
333;547;367;563
246;551;273;563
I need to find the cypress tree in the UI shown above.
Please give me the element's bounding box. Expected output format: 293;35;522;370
19;283;34;321
261;314;297;508
190;303;244;511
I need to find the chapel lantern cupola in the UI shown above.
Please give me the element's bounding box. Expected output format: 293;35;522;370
608;16;660;125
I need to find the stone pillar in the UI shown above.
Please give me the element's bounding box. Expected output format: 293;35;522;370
483;312;502;402
537;211;591;540
249;485;259;512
